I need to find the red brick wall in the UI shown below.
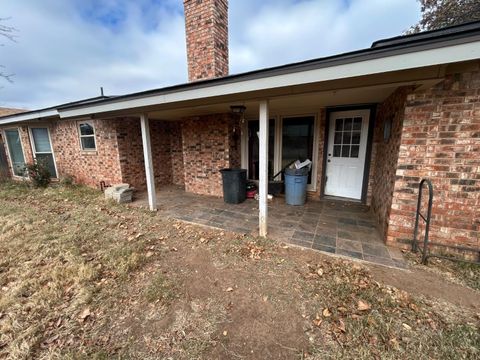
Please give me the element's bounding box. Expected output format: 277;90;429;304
170;122;185;186
51;119;123;188
387;62;480;253
371;87;413;239
183;0;229;81
181;113;238;196
116;118;186;190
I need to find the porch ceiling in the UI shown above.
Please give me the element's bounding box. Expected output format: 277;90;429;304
146;82;411;120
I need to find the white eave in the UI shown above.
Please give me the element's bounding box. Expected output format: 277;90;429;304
0;108;58;125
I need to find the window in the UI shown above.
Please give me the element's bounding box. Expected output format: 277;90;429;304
4;129;26;176
30;127;57;178
333;117;362;158
78;122;96;150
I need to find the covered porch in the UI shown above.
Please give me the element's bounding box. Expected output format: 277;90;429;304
133;186;406;268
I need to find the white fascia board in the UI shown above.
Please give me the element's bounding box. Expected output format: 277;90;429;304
0;109;58;125
58;41;480;119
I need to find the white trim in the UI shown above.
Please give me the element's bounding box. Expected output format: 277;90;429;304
56;41;480;119
0;109;58;125
140;114;157;211
258;100;269;238
2;127;27;178
28;126;59;179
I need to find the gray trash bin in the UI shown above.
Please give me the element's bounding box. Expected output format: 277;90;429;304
284;167;309;205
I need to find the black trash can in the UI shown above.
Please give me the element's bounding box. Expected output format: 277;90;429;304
220;168;247;204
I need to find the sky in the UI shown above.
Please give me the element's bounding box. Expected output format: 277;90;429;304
0;0;420;109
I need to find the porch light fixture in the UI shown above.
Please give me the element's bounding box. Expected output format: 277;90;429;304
230;105;246;114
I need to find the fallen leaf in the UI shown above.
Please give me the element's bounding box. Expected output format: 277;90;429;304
337;306;348;313
262;295;268;302
337;320;346;333
402;323;412;330
357;300;371;311
225;287;234;292
223;331;228;336
323;308;332;317
78;308;91;321
313;318;322;327
317;268;324;276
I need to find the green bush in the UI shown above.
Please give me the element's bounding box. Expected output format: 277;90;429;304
26;160;51;188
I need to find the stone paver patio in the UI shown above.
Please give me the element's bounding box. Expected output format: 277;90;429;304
133;186;407;269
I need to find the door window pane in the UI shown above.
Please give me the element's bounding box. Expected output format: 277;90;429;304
332;116;364;158
282;116;314;183
351;145;360;158
5;129;26;176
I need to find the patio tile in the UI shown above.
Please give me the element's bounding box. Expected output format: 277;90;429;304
363;254;396;267
313;234;336;248
337;238;363;253
279;220;299;229
337;230;357;241
362;243;391;258
336;248;363;260
315;225;337;237
338;217;357;226
388;247;405;260
312;243;335;253
292;230;315;242
357;219;376;229
297;221;317;233
289;238;313;248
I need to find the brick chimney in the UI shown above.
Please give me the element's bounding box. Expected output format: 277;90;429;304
183;0;229;82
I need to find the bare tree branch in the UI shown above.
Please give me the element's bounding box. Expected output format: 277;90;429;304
0;17;17;83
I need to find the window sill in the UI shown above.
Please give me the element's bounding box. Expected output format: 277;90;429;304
80;150;98;155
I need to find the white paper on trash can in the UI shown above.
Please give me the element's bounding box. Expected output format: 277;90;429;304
295;159;312;170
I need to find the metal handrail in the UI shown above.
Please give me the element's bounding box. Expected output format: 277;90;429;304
412;178;480;265
412;179;433;264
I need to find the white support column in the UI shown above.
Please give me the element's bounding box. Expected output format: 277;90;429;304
259;100;269;237
140;113;157;211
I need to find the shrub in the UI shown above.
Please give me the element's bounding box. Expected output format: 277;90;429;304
26;160;51;188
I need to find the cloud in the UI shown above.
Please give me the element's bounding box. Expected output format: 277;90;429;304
0;0;420;109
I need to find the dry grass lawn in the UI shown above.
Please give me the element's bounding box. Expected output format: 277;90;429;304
0;182;478;359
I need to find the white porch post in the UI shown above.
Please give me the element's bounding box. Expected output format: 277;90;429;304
140;113;157;211
259;100;269;237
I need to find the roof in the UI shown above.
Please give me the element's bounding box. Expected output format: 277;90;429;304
0;107;28;116
1;20;480;124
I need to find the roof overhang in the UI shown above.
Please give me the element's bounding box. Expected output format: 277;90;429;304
57;39;479;119
1;21;479;125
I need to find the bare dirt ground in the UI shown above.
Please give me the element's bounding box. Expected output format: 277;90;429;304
0;182;478;359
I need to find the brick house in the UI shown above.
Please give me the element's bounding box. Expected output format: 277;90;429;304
0;0;479;256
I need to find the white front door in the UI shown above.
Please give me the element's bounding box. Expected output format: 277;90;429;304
324;109;370;200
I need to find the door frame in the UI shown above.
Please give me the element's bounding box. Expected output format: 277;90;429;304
320;104;376;203
242;113;320;192
28;125;59;179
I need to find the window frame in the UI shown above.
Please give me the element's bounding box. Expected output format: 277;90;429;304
77;121;97;151
28;126;58;178
3;127;27;178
